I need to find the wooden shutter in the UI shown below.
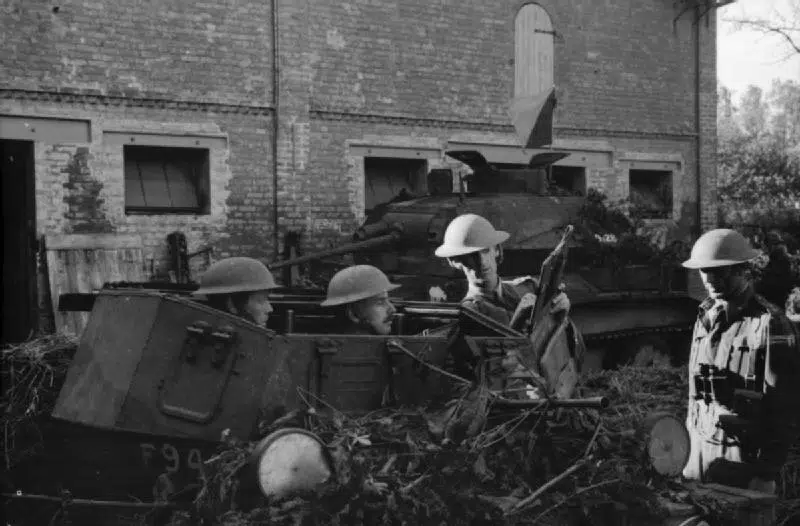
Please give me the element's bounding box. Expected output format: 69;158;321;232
515;4;554;98
124;146;204;211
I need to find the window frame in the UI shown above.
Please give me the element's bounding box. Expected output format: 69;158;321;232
123;144;211;216
628;168;674;220
550;165;587;196
363;156;429;215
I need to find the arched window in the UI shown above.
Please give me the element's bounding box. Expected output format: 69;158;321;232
514;3;554;98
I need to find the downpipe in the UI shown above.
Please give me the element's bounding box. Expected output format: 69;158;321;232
271;0;281;258
694;3;703;237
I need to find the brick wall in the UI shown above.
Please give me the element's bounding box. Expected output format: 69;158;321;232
1;0;277;275
697;8;719;232
280;119;700;253
278;0;717;251
1;0;717;277
0;97;275;276
1;0;272;104
307;0;706;134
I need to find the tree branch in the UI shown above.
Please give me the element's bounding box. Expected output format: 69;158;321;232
729;18;800;55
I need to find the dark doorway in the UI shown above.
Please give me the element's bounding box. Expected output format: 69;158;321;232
1;139;38;344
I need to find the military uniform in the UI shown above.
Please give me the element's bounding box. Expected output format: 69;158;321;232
683;288;800;486
461;276;539;325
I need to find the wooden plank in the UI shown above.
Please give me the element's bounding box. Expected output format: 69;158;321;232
514;4;554;99
45;235;145;337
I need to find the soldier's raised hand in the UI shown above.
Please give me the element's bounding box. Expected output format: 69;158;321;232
549;286;570;315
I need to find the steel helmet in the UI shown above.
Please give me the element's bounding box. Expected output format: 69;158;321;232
193;257;278;296
682;229;760;269
321;265;401;307
434;214;510;258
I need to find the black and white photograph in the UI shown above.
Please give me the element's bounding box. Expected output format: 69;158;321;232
1;0;799;524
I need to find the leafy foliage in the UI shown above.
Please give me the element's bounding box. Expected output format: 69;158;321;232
717;81;800;228
717;81;800;307
168;367;697;526
573;188;691;269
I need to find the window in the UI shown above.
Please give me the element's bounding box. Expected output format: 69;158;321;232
514;3;554;98
629;169;673;219
551;166;586;196
364;157;427;214
427;168;454;195
124;145;210;214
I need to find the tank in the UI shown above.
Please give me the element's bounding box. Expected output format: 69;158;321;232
271;148;699;369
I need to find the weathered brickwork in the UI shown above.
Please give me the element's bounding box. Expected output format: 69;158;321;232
1;0;272;104
307;0;706;134
279;119;700;252
1;0;717;284
1;0;276;277
275;0;717;251
1;96;275;276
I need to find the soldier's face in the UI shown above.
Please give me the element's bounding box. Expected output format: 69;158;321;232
350;292;396;335
699;266;748;300
449;246;499;288
243;291;273;327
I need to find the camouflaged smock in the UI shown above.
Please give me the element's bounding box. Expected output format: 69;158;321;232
683;289;800;483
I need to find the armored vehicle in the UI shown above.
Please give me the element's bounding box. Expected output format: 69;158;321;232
269;148;699;369
4;276;592;522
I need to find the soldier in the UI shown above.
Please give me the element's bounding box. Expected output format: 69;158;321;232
321;265;400;335
758;230;794;307
193;257;278;328
681;229;800;494
434;213;570;324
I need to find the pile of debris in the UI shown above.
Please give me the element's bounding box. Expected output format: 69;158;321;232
0;334;77;472
2;336;797;525
170;367;696;526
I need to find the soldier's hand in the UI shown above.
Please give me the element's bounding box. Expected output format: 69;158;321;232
428;285;447;302
549;290;570;315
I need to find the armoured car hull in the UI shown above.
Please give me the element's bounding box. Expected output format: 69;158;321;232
6;288;584;520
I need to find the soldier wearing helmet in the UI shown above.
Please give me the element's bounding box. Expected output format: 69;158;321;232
321;265;400;335
193;257;278;328
434;213;570;324
681;228;800;495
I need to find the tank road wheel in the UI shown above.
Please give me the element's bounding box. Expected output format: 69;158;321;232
623;334;672;368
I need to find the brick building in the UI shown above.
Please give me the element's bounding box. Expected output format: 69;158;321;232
0;0;717;340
